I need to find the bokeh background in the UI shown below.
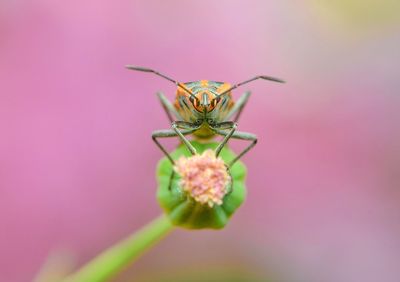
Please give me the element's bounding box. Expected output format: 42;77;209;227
1;1;399;281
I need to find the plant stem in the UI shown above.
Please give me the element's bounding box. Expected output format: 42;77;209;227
62;214;174;282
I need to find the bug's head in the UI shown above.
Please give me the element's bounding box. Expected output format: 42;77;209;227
179;81;233;115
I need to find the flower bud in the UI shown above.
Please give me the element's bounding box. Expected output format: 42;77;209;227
156;141;246;229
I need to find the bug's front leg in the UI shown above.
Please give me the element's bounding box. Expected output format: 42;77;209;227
152;127;196;164
213;128;257;167
152;121;199;164
212;121;237;157
171;121;199;155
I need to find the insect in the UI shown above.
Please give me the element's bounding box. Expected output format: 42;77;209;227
126;65;284;167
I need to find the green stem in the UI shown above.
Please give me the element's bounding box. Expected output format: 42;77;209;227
62;214;174;282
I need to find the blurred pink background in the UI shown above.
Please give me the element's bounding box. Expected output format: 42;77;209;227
1;1;399;281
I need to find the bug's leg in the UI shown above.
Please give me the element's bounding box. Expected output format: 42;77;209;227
213;129;257;167
152;127;197;164
225;91;251;122
213;121;237;157
156;92;182;122
167;170;175;191
172;121;199;155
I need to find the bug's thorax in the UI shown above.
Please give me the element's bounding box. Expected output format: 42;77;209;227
192;121;215;139
174;80;234;124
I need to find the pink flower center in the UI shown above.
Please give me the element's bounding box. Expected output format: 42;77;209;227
174;149;231;207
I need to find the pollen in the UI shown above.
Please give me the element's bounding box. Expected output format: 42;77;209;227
174;150;231;207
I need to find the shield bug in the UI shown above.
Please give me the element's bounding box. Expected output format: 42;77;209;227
126;65;284;167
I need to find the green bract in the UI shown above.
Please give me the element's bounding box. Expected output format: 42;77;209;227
156;141;247;229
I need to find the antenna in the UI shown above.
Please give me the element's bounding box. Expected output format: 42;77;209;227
125;65;199;101
217;75;285;98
